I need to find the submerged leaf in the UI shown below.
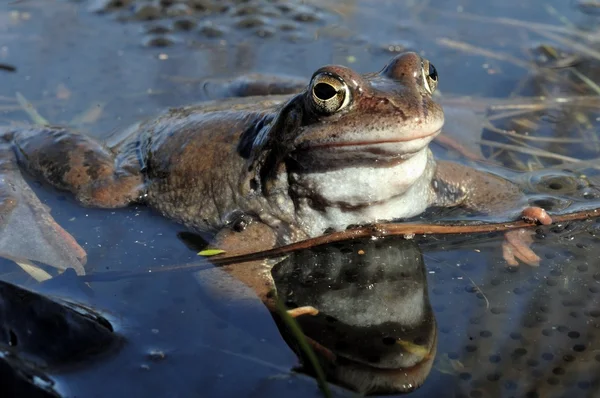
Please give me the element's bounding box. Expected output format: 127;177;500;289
396;339;431;357
71;102;106;126
4;255;53;282
435;354;465;375
15;92;50;126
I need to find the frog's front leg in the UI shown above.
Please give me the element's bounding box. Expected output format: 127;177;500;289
431;160;552;266
208;220;280;309
8;126;144;207
208;219;321;319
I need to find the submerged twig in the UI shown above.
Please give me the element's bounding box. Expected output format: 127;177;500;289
437;38;532;69
483;124;589;144
532;28;600;62
15;92;49;125
479;139;584;163
0;64;16;72
441;95;600;111
433;10;597;40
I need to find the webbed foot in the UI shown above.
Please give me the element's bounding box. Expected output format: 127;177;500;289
502;228;540;266
520;206;553;226
501;206;553;267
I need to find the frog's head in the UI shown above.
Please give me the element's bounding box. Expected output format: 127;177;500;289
243;52;444;197
292;51;444;167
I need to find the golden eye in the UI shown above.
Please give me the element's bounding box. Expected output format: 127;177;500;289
421;59;438;95
310;73;351;114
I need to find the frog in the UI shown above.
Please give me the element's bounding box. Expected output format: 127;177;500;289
0;51;549;275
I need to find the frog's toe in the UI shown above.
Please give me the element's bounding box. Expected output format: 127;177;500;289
521;206;552;225
287;306;319;318
502;228;541;267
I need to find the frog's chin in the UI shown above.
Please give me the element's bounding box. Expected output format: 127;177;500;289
302;334;437;395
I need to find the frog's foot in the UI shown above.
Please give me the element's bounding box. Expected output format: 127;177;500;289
287;306;319;318
500;206;552;267
520;206;553;226
502;228;540;267
0;152;86;275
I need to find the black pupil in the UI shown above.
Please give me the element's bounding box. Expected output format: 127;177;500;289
428;63;438;81
314;82;338;100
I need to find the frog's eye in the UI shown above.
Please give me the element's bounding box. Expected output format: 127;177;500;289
310;73;351;114
421;59;438;95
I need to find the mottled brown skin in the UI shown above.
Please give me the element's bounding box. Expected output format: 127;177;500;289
0;53;544;256
431;161;523;213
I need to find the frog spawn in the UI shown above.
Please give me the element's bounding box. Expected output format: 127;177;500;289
84;0;333;46
424;217;600;398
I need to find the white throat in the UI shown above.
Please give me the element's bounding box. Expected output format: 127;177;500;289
290;148;435;237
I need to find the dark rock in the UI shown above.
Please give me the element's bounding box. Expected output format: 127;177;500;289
0;355;60;398
0;280;120;369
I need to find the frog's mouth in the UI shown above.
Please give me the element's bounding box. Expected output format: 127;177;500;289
302;332;436;395
295;129;441;164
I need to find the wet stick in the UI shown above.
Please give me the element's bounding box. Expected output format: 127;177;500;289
75;207;600;283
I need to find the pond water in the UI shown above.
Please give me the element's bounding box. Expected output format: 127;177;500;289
1;0;600;397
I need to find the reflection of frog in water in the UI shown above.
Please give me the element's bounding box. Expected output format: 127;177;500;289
0;52;548;272
273;236;436;395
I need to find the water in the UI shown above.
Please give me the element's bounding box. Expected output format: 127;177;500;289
0;0;599;397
